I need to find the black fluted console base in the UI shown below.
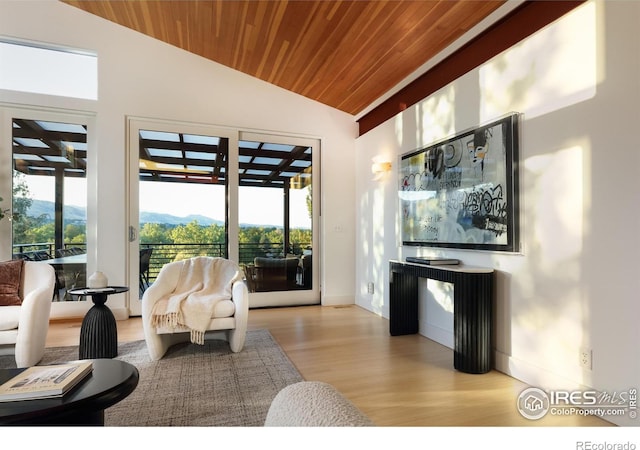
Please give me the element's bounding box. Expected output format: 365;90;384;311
389;261;494;374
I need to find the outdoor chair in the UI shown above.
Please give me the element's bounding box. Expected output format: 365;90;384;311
139;247;153;295
56;248;77;257
253;256;300;291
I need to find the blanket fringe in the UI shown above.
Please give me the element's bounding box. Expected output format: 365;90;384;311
190;329;206;346
152;311;181;329
152;311;207;346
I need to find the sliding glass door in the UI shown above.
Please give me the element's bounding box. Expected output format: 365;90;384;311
137;128;229;292
238;132;319;308
127;120;320;314
127;119;235;316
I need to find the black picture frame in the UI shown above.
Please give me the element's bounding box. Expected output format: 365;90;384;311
399;113;520;252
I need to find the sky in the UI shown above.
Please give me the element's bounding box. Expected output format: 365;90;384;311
23;175;312;229
139;180;311;228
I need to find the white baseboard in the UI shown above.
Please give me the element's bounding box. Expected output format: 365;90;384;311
419;320;453;349
112;306;129;320
321;295;354;306
494;350;590;390
249;296;319;309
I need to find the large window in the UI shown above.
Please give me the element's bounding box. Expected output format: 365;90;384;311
0;40;97;100
11;118;88;301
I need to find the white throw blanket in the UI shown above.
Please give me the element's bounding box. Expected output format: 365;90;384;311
151;257;242;345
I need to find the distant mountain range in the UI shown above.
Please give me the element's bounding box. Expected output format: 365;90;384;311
25;199;286;228
138;211;223;226
28;199;86;222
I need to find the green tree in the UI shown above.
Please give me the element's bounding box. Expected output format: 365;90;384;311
289;228;311;242
24;222;54;244
204;224;226;243
169;220;208;244
239;226;271;244
140;223;172;244
10;172;35;244
68;233;86;244
64;223;85;242
11;172;32;219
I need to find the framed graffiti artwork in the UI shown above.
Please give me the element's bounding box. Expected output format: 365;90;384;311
399;113;520;252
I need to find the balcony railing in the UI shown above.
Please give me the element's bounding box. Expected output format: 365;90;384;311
141;242;310;283
12;242;86;260
13;241;310;285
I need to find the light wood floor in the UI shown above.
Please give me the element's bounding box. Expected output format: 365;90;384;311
46;304;611;427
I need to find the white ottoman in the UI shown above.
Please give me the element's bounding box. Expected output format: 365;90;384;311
264;381;373;426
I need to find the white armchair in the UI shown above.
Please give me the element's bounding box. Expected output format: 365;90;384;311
0;261;55;367
142;256;248;361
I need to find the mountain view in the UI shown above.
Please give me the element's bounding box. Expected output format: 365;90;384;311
26;199;290;228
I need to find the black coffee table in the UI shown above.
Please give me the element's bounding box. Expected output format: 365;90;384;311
0;359;138;426
68;286;128;359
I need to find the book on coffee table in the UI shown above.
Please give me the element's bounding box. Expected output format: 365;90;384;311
0;361;93;402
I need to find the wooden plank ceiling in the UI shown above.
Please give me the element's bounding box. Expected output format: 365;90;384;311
62;0;505;116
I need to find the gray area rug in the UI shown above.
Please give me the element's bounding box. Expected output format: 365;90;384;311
0;329;303;426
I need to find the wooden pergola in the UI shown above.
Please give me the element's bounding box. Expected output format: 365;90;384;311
138;130;312;256
12;119;312;255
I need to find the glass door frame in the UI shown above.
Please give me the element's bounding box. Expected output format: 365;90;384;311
126;119;321;315
238;131;321;308
126;117;239;316
0;105;97;319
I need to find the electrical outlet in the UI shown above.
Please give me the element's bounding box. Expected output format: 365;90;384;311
579;348;592;370
367;282;374;295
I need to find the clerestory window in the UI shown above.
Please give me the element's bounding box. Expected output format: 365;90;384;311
0;40;97;100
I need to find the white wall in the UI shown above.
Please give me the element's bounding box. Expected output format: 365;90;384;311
0;1;357;311
355;0;640;426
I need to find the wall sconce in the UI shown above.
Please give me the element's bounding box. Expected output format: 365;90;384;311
371;158;392;181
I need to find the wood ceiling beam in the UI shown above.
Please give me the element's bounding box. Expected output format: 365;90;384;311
357;0;585;136
12;127;87;144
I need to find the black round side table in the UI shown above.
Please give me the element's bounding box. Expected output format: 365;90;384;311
68;286;128;359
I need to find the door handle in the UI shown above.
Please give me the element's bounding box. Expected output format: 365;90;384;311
129;225;137;242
